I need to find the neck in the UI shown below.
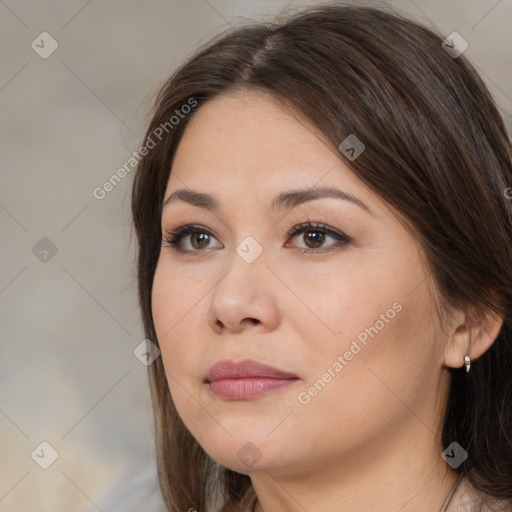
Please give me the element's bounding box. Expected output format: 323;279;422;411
250;419;459;512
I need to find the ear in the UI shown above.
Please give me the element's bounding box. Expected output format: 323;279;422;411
443;308;504;370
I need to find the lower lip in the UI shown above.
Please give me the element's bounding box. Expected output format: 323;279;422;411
207;377;298;400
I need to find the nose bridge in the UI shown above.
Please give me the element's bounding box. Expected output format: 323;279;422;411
207;234;280;332
216;234;269;302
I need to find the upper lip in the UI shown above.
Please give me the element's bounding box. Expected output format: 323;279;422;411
205;359;298;382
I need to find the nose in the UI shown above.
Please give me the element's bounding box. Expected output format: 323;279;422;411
206;246;281;335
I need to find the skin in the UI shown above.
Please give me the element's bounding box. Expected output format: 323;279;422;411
151;90;503;511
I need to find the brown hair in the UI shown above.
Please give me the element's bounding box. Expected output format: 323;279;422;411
131;4;512;510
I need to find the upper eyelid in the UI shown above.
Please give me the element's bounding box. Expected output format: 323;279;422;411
162;211;347;233
163;221;345;238
287;222;348;236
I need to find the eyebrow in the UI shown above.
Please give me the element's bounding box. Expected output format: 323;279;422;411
163;185;373;215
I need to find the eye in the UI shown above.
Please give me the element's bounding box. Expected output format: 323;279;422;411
162;224;221;253
285;221;351;252
162;221;352;254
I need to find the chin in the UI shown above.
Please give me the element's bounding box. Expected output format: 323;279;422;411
198;434;297;476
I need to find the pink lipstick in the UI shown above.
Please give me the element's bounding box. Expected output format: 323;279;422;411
205;359;299;400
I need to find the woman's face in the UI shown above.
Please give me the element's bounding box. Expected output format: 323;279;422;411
151;90;450;476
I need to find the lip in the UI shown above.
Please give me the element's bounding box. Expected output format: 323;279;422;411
206;359;298;382
205;359;299;400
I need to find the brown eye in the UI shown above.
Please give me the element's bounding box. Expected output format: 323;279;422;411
303;230;326;248
163;225;221;253
189;232;211;250
163;222;351;254
287;222;351;252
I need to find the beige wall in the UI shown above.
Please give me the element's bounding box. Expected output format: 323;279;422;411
1;0;510;510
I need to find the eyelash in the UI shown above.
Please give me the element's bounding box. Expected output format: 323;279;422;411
162;221;352;254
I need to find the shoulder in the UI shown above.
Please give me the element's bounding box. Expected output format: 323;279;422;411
447;476;512;512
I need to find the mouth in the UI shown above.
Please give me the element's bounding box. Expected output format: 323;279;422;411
205;359;299;400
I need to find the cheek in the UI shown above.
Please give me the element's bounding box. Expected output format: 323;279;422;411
151;262;202;375
287;264;396;346
291;248;434;384
151;265;214;445
289;294;432;456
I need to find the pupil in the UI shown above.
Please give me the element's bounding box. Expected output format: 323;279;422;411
192;233;209;249
305;230;324;248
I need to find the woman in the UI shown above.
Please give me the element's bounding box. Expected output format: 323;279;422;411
131;4;512;511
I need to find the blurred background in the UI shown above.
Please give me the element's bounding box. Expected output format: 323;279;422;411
1;0;511;510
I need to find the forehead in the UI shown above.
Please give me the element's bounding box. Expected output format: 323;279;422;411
166;90;372;205
173;91;324;167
